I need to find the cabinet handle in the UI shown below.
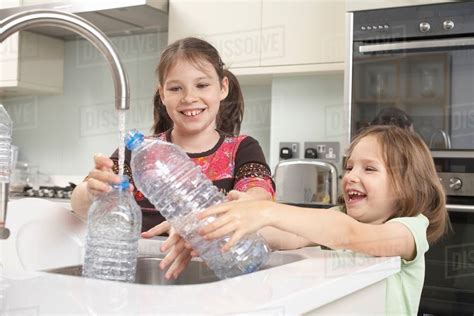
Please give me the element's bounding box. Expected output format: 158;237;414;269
359;37;474;54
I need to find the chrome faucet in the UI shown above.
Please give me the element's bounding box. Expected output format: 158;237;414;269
0;10;130;239
429;129;452;149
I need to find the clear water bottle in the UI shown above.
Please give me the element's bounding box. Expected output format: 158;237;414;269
0;104;13;183
0;104;13;233
125;129;270;279
83;176;142;282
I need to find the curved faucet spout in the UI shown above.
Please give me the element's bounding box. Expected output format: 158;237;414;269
0;9;130;239
0;9;130;110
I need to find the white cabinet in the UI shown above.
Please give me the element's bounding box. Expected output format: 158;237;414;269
168;0;345;75
0;31;64;96
20;0;58;4
0;0;20;9
346;0;458;11
168;0;262;68
261;0;345;67
0;0;55;8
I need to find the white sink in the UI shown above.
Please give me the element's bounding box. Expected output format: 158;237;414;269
3;199;307;280
44;251;307;285
2;198;85;271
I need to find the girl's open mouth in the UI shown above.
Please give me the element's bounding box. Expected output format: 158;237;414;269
180;109;205;117
347;190;367;202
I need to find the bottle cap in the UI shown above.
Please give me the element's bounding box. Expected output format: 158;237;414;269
125;129;144;151
112;175;130;190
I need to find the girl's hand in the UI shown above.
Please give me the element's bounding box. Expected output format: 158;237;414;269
197;200;274;252
86;154;133;200
226;190;256;202
226;190;251;201
141;221;197;280
227;187;273;202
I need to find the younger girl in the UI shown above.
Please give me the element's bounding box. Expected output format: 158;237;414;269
198;125;449;314
71;37;274;278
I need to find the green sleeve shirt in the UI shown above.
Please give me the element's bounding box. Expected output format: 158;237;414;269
385;214;429;315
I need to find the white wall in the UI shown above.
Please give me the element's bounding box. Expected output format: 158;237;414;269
240;84;272;161
269;74;345;172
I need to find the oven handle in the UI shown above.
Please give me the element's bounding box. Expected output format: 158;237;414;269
446;204;474;213
359;37;474;54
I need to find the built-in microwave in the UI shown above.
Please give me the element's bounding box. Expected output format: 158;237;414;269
345;1;474;152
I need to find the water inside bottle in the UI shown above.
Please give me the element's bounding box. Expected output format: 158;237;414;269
117;110;126;177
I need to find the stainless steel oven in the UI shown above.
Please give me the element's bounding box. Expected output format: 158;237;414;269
421;151;474;314
345;2;474;314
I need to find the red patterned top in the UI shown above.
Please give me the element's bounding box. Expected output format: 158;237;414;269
111;129;274;232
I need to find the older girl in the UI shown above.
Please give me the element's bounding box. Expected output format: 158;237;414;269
198;125;449;314
71;37;274;278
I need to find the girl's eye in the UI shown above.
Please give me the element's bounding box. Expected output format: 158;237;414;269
344;166;353;172
197;83;209;89
168;87;181;92
365;167;377;172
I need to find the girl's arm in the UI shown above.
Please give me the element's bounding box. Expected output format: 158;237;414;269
70;181;93;219
271;203;416;260
199;200;416;261
259;226;313;250
226;189;312;250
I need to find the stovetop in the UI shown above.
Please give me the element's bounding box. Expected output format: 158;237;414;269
19;184;76;200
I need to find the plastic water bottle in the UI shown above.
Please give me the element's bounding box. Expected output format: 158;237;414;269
0;104;13;183
125;129;270;279
82;176;142;282
0;104;13;232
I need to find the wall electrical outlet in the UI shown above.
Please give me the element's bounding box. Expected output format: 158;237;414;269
304;141;340;162
279;142;299;160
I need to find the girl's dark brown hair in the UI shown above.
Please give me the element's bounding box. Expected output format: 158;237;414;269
152;37;244;136
342;125;449;244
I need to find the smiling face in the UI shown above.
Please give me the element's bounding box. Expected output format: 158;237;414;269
159;59;228;136
342;135;398;224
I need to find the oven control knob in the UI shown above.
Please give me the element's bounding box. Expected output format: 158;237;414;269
449;177;462;191
419;22;431;33
443;20;454;31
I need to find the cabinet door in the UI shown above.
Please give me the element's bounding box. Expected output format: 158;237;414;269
346;0;458;11
0;34;19;86
21;0;58;4
1;0;56;8
261;0;345;67
0;0;20;9
0;32;63;95
168;0;262;68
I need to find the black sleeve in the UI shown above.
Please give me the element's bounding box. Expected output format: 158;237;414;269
234;136;275;190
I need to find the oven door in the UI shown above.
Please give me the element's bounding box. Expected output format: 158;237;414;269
420;204;474;314
351;37;474;150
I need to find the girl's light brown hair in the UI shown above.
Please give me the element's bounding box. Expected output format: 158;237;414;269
152;37;244;136
343;125;449;244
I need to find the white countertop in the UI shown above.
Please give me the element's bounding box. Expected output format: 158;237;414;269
1;198;400;314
